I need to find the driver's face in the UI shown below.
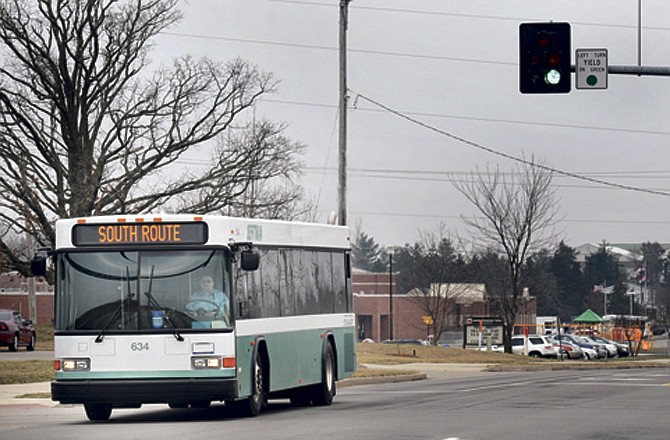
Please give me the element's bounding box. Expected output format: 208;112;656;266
200;277;214;293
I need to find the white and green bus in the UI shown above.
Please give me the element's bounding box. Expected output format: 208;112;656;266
32;214;356;421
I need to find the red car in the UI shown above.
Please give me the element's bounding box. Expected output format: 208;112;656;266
0;309;36;351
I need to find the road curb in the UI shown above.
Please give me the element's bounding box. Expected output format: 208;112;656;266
339;372;427;388
485;361;670;372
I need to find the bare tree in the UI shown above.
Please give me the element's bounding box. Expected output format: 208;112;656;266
395;225;471;344
0;1;303;275
454;159;559;352
174;119;315;221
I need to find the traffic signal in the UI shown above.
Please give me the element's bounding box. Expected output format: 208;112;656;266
519;22;571;94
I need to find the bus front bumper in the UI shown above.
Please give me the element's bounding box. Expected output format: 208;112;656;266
51;378;238;406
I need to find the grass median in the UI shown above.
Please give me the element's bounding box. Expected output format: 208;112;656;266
2;333;666;386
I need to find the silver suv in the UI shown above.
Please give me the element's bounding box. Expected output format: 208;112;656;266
511;334;559;358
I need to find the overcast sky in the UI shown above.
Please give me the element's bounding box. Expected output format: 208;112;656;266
154;0;670;248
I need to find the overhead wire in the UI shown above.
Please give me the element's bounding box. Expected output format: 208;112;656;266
267;0;670;32
350;90;670;198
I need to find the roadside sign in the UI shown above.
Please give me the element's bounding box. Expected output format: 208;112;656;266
576;49;608;89
463;316;504;348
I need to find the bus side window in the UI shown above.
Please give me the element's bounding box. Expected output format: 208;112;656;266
235;270;250;319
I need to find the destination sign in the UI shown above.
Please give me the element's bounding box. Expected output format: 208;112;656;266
73;222;208;246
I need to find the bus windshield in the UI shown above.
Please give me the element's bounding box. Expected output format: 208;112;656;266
55;249;231;332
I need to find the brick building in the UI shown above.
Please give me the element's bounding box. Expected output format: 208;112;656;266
352;270;536;343
0;272;54;324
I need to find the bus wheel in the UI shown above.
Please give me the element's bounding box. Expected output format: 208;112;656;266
84;403;112;421
233;352;265;417
312;341;335;406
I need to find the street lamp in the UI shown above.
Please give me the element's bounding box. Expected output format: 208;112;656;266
626;291;636;316
603;290;611;316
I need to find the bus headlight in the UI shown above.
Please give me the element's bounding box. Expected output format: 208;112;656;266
61;358;91;371
191;356;221;369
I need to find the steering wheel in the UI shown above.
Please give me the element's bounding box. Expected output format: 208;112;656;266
186;299;221;320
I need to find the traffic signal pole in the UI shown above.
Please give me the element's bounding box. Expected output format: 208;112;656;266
571;64;670;77
520;21;670;94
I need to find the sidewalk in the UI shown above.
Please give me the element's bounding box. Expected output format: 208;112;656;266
0;381;55;407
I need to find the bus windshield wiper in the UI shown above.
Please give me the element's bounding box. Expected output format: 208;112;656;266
95;267;134;343
144;265;184;342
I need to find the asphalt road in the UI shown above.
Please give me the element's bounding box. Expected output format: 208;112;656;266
1;367;669;440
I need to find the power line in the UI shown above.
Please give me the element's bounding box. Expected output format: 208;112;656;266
267;0;670;32
321;208;670;226
303;166;670;192
259;97;670;138
160;31;513;67
305;165;670;182
350;90;670;198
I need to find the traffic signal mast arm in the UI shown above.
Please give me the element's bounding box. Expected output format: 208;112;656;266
571;64;670;76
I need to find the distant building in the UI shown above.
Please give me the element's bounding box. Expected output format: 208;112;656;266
0;272;54;323
352;270;536;342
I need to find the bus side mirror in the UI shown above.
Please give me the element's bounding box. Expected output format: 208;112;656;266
30;256;47;277
240;249;260;271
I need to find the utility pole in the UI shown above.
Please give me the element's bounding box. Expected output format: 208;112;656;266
388;252;394;341
337;0;350;226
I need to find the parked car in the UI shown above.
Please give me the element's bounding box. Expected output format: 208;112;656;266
556;334;606;359
590;336;630;357
511;334;560;358
548;336;583;359
0;309;36;351
582;336;618;358
382;339;429;346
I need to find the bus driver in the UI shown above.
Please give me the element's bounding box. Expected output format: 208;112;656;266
185;276;229;322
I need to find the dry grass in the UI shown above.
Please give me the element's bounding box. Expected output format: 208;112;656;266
35;323;54;351
356;342;534;365
0;360;54;384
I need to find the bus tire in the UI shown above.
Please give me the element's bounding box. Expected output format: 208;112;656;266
233;351;265;417
84;403;112;421
311;341;336;406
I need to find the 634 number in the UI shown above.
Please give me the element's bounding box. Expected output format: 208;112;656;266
130;341;150;352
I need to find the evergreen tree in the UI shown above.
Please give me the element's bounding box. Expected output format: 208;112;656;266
351;232;387;272
393;235;467;341
549;242;584;321
583;245;625;316
523;250;559;316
